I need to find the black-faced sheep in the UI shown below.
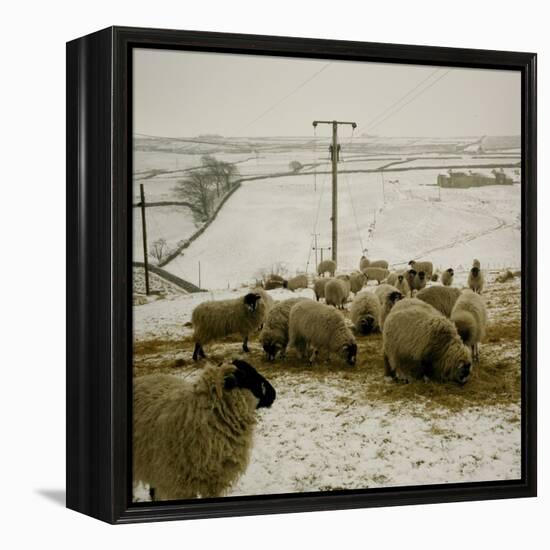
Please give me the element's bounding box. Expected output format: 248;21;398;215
284;274;309;291
405;269;417;293
318;259;336;277
383;298;472;384
288;300;357;366
451;289;487;363
325;277;350;309
350;291;381;334
441;268;454;286
413;270;427;291
259;297;307;360
416;285;462;318
192;292;266;360
468;266;485;294
408;260;434;279
374;283;404;328
133;359;276;501
362;266;389;285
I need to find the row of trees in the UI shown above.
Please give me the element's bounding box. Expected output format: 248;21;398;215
175;155;240;222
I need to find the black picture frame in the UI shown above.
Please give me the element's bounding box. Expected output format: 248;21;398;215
66;26;537;524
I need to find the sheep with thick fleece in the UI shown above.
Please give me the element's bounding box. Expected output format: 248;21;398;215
383;298;472;384
192;292;266;360
441;268;454;286
313;278;329;301
362;266;390;284
408;260;434;279
350;291;381;334
405;269;417;294
252;287;274;313
451;290;487;363
325;277;350;309
360;256;389;269
133;359;275;501
318;259;336;277
413;270;427;291
260;297;307;360
284;274;308;291
468;266;485;294
288;300;357;365
349;271;367;294
374;283;403;328
416;285;462;318
394;272;411;297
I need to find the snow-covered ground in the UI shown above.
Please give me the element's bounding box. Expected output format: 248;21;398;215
132;278;522;500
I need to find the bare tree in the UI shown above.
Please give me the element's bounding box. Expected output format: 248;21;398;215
289;160;303;173
149;238;168;263
175;169;214;222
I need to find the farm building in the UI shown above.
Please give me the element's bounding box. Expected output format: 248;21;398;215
437;169;514;188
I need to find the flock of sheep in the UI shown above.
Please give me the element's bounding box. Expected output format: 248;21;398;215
133;255;489;502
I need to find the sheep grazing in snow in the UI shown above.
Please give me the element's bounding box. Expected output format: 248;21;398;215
360;255;389;269
284;274;308;291
260;297;308;360
362;266;390;285
349;271;367;294
192;292;267;360
325;277;350;309
350;291;381;334
416;285;462;318
451;289;487;363
318;259;336;277
441;268;454;287
383;298;473;384
374;283;404;328
468;266;485;294
133;359;276;501
408;260;434;280
413;270;427;291
313;277;329;301
288;300;357;366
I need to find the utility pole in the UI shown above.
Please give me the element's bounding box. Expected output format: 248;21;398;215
139;183;150;295
311;233;319;268
312;120;357;264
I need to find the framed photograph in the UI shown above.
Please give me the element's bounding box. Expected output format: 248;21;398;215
66;26;537;524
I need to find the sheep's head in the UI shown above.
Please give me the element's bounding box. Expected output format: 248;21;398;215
397;274;404;283
243;293;262;312
418;271;426;281
359;315;376;335
447;268;454;276
407;269;417;278
262;340;280;361
408;260;416;267
471;266;480;277
340;342;357;366
224;359;276;408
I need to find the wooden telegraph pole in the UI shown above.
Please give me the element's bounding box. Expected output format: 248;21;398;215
139;183;150;295
312;120;357;264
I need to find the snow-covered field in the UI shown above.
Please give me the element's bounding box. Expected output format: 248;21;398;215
132;277;522;499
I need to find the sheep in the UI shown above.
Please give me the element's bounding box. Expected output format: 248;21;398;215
431;272;439;282
350;291;381;334
468;266;485;294
385;271;400;286
383;298;472;384
252;287;274;313
359;256;389;269
441;268;454;286
451;290;487;363
288;300;357;365
374;283;403;328
349;271;367;294
313;277;329;301
416;285;462;318
408;260;434;279
362;266;390;285
325;277;350;309
259;297;307;360
405;269;417;294
318;259;336;277
284;274;308;291
394;272;411;297
133;359;276;501
192;292;266;360
413;270;427;291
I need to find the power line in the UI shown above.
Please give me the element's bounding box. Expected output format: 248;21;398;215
238;63;332;133
368;69;453;132
363;67;442;129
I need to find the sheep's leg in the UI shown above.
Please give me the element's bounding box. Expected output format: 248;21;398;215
192;342;205;361
242;336;249;353
149;487;156;502
308;348;318;365
383;354;394;378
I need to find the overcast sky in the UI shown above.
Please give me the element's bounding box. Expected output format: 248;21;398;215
133;48;521;139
